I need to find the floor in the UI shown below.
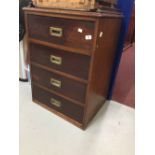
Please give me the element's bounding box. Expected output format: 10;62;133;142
112;44;135;108
19;82;135;155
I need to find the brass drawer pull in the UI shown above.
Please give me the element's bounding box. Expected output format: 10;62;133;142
50;55;62;65
49;27;63;37
50;98;61;108
50;78;61;88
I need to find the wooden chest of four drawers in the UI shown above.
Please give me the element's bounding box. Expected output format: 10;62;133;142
24;7;123;129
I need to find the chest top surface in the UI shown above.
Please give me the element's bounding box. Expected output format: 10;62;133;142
23;7;123;19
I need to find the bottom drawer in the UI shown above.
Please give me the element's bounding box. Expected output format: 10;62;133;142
32;84;84;123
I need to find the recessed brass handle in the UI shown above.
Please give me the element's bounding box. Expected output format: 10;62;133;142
50;98;61;108
49;27;63;37
50;78;61;88
50;55;62;65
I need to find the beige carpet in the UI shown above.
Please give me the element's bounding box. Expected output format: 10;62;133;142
19;82;135;155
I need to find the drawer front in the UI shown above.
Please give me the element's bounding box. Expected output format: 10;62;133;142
30;43;90;80
31;65;87;103
32;84;84;123
27;14;94;51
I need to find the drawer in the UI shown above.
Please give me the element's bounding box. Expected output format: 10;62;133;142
32;84;84;123
30;43;90;80
27;14;94;51
31;65;87;103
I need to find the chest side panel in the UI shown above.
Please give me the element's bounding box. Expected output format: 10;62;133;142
84;17;122;127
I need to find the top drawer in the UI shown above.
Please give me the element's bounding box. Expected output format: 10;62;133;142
27;14;95;51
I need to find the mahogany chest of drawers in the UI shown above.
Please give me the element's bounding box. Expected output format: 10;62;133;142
24;7;123;129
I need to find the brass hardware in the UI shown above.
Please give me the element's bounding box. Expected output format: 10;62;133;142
50;55;62;65
49;27;63;37
50;78;61;88
50;98;61;108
